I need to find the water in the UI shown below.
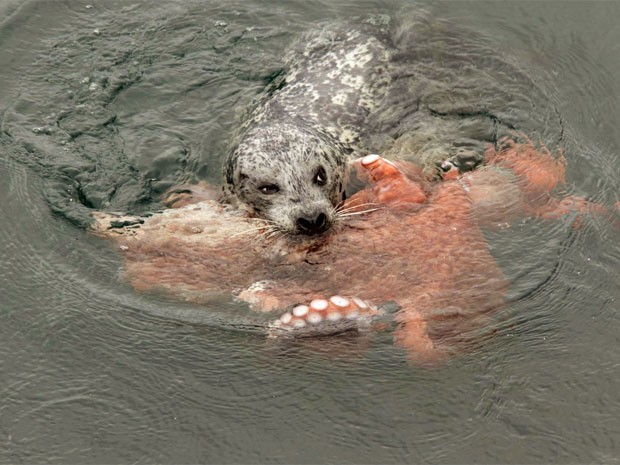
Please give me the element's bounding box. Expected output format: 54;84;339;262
1;1;620;463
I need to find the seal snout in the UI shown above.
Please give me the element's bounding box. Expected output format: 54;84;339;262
296;212;329;235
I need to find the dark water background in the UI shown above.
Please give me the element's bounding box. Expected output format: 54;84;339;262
1;1;620;463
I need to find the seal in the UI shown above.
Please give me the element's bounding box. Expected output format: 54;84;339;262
222;25;394;236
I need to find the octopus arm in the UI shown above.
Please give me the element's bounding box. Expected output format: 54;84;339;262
448;137;612;227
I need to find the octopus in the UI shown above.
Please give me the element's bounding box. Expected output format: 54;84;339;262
92;139;605;364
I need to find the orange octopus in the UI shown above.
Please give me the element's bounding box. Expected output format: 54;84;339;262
92;138;604;364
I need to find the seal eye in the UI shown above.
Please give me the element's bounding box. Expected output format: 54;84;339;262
258;184;279;195
314;166;327;186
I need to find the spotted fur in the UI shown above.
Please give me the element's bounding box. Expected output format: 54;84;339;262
223;26;392;235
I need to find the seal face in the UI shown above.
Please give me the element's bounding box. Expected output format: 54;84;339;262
223;26;392;236
225;121;348;235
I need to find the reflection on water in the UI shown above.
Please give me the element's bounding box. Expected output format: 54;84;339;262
1;1;620;463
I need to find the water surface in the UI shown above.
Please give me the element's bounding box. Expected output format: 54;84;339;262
1;1;620;463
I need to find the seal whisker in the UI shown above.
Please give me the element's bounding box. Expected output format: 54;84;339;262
336;207;383;218
249;218;278;226
266;229;283;239
265;227;293;241
335;202;380;214
270;230;290;242
229;225;274;238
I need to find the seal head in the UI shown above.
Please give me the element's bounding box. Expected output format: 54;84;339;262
224;121;349;236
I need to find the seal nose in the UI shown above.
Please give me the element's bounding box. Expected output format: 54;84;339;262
296;212;329;235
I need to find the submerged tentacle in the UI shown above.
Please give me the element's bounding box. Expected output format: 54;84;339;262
268;296;382;338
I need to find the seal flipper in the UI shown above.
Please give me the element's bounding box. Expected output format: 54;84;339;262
435;149;485;181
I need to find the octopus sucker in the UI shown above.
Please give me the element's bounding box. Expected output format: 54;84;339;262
268;295;378;338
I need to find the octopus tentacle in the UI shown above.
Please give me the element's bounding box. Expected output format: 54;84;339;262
268;295;382;338
359;155;428;206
